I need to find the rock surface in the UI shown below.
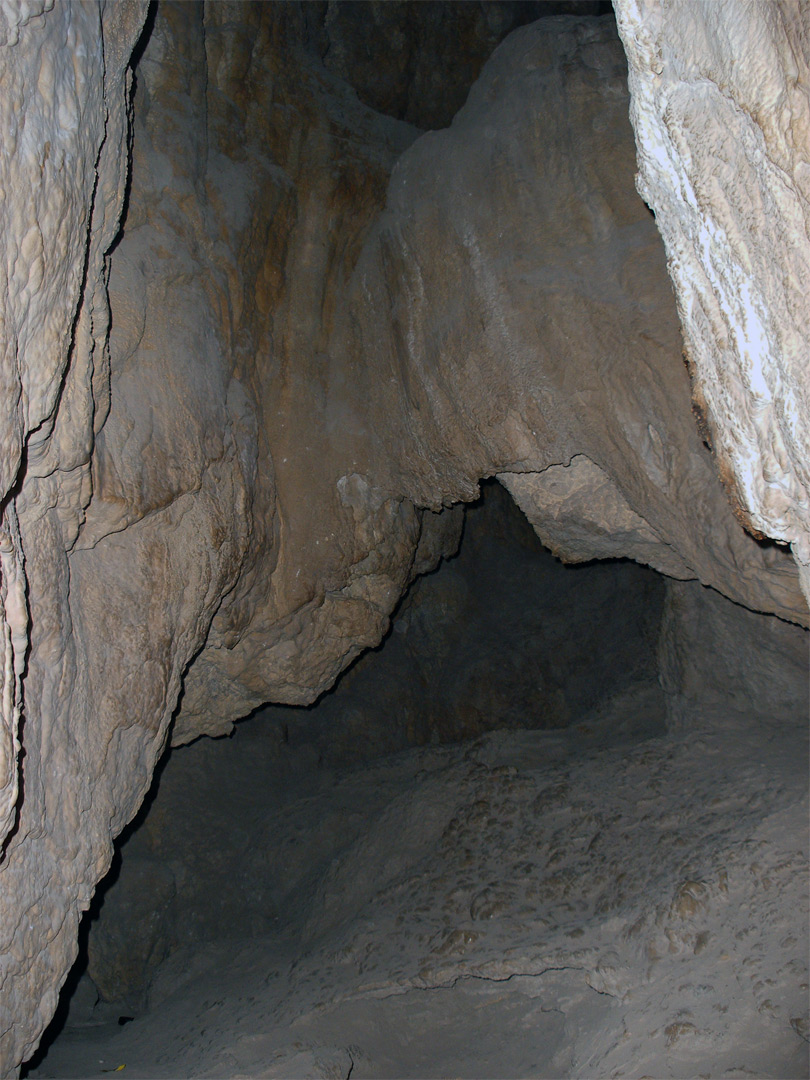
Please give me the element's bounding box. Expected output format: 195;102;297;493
309;0;610;130
659;577;810;733
76;483;667;1011
1;2;809;1075
153;5;806;747
0;2;148;1073
258;480;666;764
614;0;810;603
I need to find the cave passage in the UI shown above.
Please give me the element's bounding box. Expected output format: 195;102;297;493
24;482;809;1079
259;478;668;762
27;479;668;1053
5;1;809;1077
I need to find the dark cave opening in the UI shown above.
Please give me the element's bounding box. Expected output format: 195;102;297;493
24;465;809;1079
24;476;810;1080
262;477;667;763
26;478;670;1070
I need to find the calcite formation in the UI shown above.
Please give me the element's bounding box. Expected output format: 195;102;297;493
0;2;808;1075
614;0;810;604
168;6;806;745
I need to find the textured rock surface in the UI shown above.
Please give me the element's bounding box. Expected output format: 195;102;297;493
161;6;805;745
74;485;666;1012
2;3;810;1075
659;577;810;733
309;0;610;130
333;13;806;623
614;0;810;602
260;480;666;764
0;3;148;1073
99;1;465;746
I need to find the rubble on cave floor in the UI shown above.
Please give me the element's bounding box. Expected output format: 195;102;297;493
28;701;809;1080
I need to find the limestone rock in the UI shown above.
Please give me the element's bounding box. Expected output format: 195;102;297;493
86;853;176;1012
499;457;694;577
312;0;609;130
171;7;805;744
341;13;806;622
2;4;809;1075
0;3;148;1073
262;481;667;764
42;705;808;1079
79;485;665;1011
614;0;810;602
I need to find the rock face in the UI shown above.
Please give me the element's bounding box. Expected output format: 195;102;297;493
614;0;810;603
29;688;810;1079
47;489;810;1040
308;0;610;129
152;5;805;750
0;2;149;1072
0;2;808;1075
659;577;810;732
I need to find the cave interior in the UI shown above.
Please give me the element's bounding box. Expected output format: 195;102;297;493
5;2;809;1079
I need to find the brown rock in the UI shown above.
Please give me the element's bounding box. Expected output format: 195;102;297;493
314;1;610;130
658;577;810;732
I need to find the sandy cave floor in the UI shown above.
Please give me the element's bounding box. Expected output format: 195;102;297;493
28;699;809;1080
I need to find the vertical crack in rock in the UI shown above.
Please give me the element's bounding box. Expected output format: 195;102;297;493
0;499;27;854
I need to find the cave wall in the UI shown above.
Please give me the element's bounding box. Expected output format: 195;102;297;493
258;480;668;765
614;0;810;602
142;4;805;754
0;2;149;1072
0;1;808;1074
310;0;612;129
659;577;810;733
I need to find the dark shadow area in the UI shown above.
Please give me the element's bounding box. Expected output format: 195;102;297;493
307;0;614;129
21;750;172;1076
255;478;666;765
21;480;810;1080
105;0;157;260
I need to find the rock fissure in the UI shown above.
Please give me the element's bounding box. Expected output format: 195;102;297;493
406;965;587;995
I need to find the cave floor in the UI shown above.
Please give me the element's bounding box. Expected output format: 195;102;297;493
30;698;809;1080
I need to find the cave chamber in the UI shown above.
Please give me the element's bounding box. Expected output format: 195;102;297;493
0;2;808;1078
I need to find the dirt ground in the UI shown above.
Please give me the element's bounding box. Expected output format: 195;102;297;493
27;696;809;1079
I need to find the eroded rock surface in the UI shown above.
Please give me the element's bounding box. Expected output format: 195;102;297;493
309;0;610;130
157;6;806;745
659;577;810;733
341;15;805;625
75;485;666;1012
0;3;148;1072
2;2;809;1075
614;0;810;601
27;709;810;1079
259;480;666;764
